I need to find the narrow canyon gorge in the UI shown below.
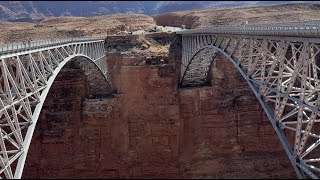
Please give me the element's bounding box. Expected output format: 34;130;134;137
22;33;297;179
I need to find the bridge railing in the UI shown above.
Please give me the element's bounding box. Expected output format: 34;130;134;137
177;21;320;37
0;37;104;56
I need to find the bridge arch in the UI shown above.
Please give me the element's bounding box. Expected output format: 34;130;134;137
179;34;320;179
0;39;112;179
180;45;218;87
15;54;112;178
181;44;297;159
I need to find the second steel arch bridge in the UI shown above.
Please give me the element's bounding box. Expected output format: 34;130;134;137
177;21;320;179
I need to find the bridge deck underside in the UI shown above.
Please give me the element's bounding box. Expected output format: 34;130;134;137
181;48;218;87
181;34;320;179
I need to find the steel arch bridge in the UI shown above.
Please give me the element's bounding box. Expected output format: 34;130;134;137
0;38;110;179
177;22;320;179
0;22;320;179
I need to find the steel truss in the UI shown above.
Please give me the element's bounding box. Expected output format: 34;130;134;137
179;33;320;178
0;38;109;179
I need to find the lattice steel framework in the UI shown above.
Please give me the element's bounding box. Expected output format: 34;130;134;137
0;38;109;179
178;24;320;179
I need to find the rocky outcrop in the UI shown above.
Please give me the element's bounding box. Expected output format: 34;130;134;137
153;13;199;29
153;3;320;28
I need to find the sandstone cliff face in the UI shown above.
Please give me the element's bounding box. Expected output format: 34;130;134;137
23;34;296;178
177;53;295;178
153;13;199;29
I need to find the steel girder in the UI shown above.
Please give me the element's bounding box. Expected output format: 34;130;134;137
0;39;109;179
180;34;320;179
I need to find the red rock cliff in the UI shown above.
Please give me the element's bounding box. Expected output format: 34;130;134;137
23;36;296;179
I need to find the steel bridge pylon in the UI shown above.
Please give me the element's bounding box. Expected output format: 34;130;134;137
178;23;320;179
0;38;111;179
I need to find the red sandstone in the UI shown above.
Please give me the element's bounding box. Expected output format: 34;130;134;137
23;36;296;179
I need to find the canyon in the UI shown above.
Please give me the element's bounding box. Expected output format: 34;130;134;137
22;33;296;178
2;2;320;179
1;3;320;44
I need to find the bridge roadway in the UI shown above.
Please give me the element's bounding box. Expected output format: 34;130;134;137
0;21;319;179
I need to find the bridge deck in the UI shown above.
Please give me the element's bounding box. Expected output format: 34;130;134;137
0;37;104;56
177;21;320;37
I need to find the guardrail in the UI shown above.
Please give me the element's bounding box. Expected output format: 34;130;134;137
177;21;320;37
0;37;105;56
